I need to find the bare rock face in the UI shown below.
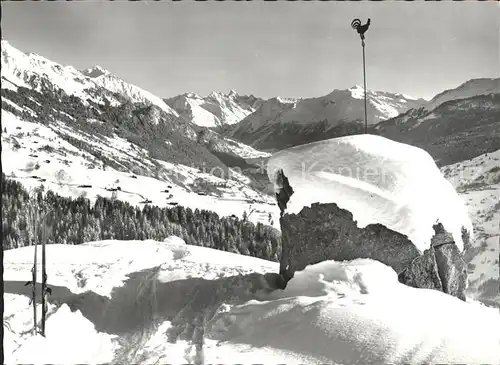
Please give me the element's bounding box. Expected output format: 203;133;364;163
279;202;421;281
275;170;468;301
398;248;443;291
399;223;467;301
274;169;294;216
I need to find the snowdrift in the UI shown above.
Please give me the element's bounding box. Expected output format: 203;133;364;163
4;239;499;364
267;134;473;252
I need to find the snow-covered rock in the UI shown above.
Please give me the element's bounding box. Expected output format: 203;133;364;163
267;134;473;253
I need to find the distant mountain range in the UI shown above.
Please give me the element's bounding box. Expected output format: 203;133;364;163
224;86;427;151
373;78;500;165
161;77;498;167
164;91;264;129
215;79;497;166
1;40;269;172
2;38;498;170
424;78;500;112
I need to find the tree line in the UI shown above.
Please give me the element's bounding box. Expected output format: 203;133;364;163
2;173;281;262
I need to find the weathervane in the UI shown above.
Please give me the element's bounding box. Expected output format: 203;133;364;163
351;18;371;134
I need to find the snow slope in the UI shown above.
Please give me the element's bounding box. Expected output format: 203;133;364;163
164;91;263;128
267;134;472;253
373;81;500;167
220;137;271;159
1;40;178;117
349;85;424;118
4;239;499;364
165;93;220;127
440;149;500;305
1;110;280;229
426;77;499;111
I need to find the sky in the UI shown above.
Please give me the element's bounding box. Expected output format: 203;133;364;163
2;1;498;100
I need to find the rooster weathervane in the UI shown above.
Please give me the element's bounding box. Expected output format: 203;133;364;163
351;18;371;42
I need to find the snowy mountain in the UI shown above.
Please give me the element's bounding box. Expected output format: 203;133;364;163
1;110;278;230
374;80;500;166
226;86;426;150
1;41;276;228
1;40;179;117
425;77;499;112
225;78;499;166
1;40;268;161
4;239;500;364
164;90;264;129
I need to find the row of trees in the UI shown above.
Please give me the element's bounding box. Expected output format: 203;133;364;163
2;174;281;262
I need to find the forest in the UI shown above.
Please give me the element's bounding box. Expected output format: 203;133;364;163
2;173;282;262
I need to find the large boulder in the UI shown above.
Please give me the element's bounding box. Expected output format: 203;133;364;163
279;202;421;279
278;200;468;300
275;169;468;301
268;135;472;301
267;135;473;254
399;223;468;301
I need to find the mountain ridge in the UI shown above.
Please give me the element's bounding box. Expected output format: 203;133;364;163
1;40;277;226
224;86;427;151
164;90;265;129
426;78;499;111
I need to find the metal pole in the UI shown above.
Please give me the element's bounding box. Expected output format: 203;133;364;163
28;192;40;335
40;209;53;337
362;39;367;134
32;218;38;335
351;18;371;135
41;217;46;337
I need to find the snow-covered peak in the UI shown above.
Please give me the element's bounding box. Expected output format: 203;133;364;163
349;85;366;99
225;86;428;151
398;92;418;100
330;86;424;120
208;90;238;100
183;92;202;99
267;134;472;252
166;90;264;127
348;85;421;103
89;71;179;117
276;96;301;104
81;65;111;78
2;40;93;98
2;40;25;59
1;40;179;117
165;93;221;127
